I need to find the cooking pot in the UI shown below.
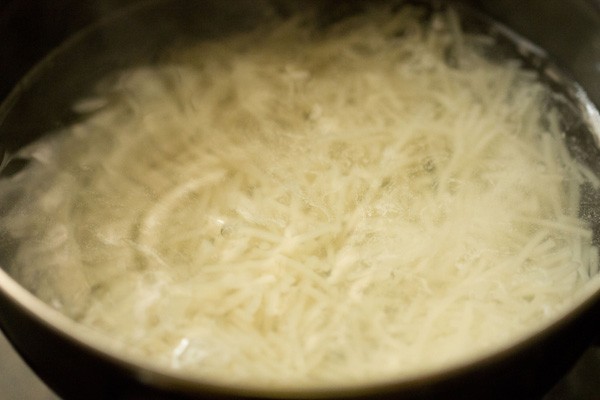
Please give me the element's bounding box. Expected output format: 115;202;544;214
0;1;599;399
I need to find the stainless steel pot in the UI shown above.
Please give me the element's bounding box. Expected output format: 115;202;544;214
0;1;599;399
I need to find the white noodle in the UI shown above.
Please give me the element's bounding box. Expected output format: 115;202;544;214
0;5;598;388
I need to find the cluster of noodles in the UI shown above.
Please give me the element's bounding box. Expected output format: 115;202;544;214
0;5;599;388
